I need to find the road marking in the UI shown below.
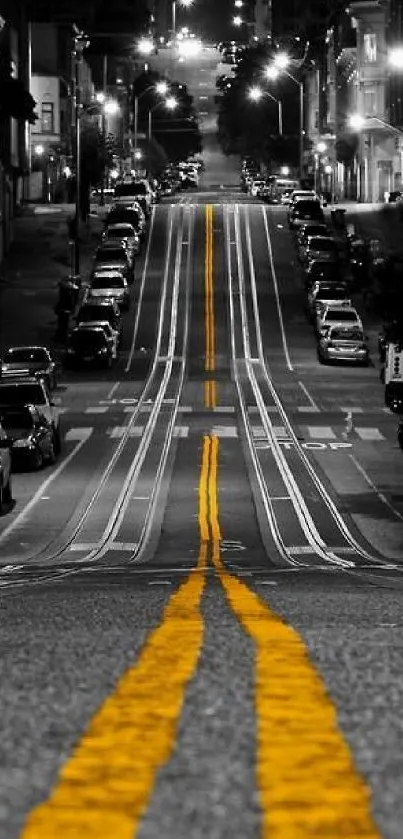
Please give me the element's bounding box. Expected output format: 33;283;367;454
306;425;337;440
107;381;120;400
20;491;208;839
349;454;403;522
85;406;109;414
339;406;364;413
298;380;320;411
0;429;93;547
201;439;382;837
211;425;237;438
355;427;385;441
204;204;217;407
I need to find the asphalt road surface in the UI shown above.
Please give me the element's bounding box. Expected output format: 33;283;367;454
0;46;403;839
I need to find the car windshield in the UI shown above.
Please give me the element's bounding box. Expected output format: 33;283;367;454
78;306;116;323
317;288;348;299
1;407;35;430
96;248;125;261
294;203;323;216
309;264;340;280
71;331;106;348
308;238;338;251
330;327;363;341
108;210;141;226
115;182;146;196
326;310;357;322
0;383;46;405
107;226;134;237
91;277;124;290
4;348;48;363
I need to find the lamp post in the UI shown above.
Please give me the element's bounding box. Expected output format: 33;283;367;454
248;86;283;136
148;96;177;140
266;60;304;181
172;0;193;37
133;81;169;163
72;29;90;279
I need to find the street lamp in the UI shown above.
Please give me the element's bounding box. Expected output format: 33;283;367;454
172;0;194;38
233;15;243;26
137;37;154;56
133;81;169;162
248;86;283;135
265;58;304;180
389;47;403;69
148;97;177;140
72;29;90;279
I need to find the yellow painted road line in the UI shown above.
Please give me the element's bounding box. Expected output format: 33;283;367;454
20;495;209;838
199;434;211;542
208;437;380;839
204;204;217;408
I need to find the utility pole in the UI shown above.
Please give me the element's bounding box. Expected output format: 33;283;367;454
100;54;107;206
71;29;90;279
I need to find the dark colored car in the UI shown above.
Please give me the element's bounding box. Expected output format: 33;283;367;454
288;200;325;230
105;204;147;240
378;320;403;362
93;243;134;283
303;260;345;289
0;404;58;469
75;299;122;339
66;326;114;369
2;346;58;390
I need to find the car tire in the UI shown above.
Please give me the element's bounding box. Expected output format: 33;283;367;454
53;427;62;454
33;448;44;470
47;440;57;465
317;352;325;365
3;477;12;504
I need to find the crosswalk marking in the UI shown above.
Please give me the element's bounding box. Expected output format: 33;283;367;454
107;426;189;439
355;427;385;441
211;426;238;438
85;406;109;414
306;426;337;440
339;406;364;413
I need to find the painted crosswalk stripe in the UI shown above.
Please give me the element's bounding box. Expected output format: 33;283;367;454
306;426;337;440
211;425;238;438
85;407;109;414
355;427;385;441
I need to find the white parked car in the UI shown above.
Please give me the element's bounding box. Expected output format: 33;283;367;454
315;303;363;336
250;179;266;197
102;223;141;256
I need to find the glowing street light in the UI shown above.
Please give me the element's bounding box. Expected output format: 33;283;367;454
316;141;327;153
110;168;120;179
280;165;290;175
137;37;154;56
148;97;177;140
233;15;243;26
248;86;283;135
172;0;194;37
348;113;365;130
34;143;45;155
274;51;290;69
104;99;120;116
133;81;171;158
265;65;280;81
155;81;169;96
234;0;243;6
389;47;403;69
265;59;304;178
95;91;106;104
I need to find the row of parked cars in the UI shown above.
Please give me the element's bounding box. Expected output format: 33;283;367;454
288;190;369;366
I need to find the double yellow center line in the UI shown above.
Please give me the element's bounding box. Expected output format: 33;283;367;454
19;493;381;832
205;204;217;408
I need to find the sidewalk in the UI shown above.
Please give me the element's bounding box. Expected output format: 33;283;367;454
0;204;103;354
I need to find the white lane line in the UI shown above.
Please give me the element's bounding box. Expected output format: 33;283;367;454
349;454;403;523
261;205;293;372
107;381;120;400
298;380;320;411
125;206;156;373
340;406;364;413
0;429;93;546
306;426;337;440
211;426;238;438
355;427;385;441
85;406;109;414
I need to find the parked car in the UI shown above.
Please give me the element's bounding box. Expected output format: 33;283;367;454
250;179;266;197
303;260;345;289
315;303;363;336
307;282;351;319
288;200;325;230
76;320;118;358
0;375;61;452
0;418;12;513
102;223;141;256
66;326;114;369
378;319;403;362
299;235;340;267
297;223;331;246
2;346;58;390
289;189;320;205
114;180;153;215
75;299;122;341
0;404;58;469
106;203;147;240
93;243;134;283
317;325;369;365
88;271;130;311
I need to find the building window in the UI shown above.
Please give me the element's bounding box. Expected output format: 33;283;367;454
364;89;377;115
363;33;377;62
41;102;54;133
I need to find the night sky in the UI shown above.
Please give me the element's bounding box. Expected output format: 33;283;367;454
176;0;235;41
